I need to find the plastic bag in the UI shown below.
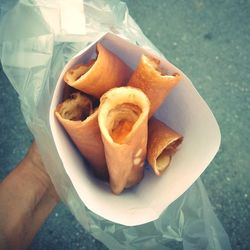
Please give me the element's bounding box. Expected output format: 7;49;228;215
0;0;231;249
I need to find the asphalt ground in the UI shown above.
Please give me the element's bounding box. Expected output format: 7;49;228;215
0;0;249;249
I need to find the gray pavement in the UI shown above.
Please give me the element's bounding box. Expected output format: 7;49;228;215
0;0;249;249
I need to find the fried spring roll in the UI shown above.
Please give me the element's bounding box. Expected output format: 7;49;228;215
128;55;181;117
98;87;150;194
55;92;108;180
147;118;183;176
64;43;132;98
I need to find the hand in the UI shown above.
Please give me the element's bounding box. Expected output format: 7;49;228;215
0;142;59;250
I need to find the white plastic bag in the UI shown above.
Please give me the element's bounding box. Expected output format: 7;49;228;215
0;1;231;249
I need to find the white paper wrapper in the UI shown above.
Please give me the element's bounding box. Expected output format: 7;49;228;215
50;32;221;226
0;1;231;249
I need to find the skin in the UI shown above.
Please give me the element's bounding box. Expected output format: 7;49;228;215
0;142;59;250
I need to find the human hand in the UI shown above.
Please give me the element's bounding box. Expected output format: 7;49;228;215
0;142;59;250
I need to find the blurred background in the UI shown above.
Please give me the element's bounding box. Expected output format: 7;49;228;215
0;0;249;249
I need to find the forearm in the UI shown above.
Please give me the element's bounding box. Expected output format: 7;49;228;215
0;143;59;250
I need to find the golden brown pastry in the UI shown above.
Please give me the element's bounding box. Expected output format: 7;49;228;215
63;43;132;98
147;117;183;176
98;87;150;194
128;54;181;117
55;92;108;180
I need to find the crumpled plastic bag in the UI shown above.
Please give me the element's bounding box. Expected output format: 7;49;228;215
0;0;231;249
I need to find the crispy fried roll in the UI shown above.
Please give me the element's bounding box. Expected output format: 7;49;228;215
128;55;181;117
64;43;132;98
55;92;108;180
98;87;150;194
147;117;183;176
